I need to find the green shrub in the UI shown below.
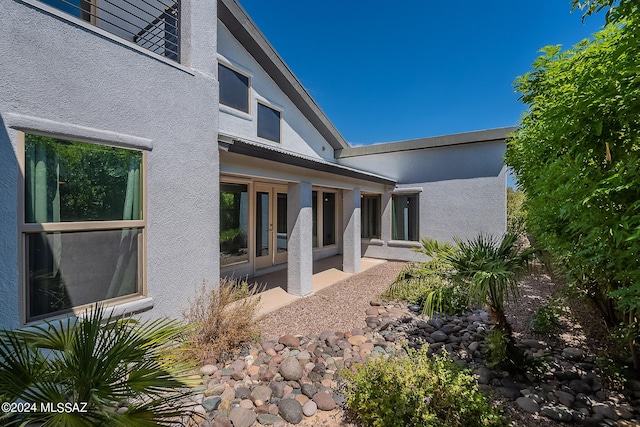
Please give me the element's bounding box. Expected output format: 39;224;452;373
342;346;506;427
484;328;510;369
506;187;527;237
0;305;195;426
386;263;470;316
531;299;562;335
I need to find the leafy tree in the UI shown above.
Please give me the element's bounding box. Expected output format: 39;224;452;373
506;1;639;368
506;187;527;237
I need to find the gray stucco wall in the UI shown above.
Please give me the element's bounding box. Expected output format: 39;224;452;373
0;0;219;328
340;141;507;261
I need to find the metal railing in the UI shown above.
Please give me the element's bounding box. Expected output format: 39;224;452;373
41;0;180;61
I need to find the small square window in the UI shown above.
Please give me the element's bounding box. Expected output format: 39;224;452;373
257;103;281;143
219;63;250;113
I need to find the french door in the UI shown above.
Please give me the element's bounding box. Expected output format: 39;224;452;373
254;183;288;270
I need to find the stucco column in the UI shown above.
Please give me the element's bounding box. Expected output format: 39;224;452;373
342;188;361;274
287;182;313;296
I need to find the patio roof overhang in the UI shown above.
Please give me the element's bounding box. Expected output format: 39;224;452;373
218;135;396;186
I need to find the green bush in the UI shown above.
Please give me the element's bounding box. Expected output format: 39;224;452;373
386;263;470;316
0;305;196;426
531;299;562;335
342;346;506;427
506;187;527;237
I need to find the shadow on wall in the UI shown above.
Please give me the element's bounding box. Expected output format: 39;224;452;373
0;115;20;328
342;141;506;183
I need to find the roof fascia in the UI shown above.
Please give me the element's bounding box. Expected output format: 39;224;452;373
336;127;518;158
218;0;349;151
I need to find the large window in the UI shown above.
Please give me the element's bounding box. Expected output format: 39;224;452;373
219;64;250;113
257;103;281;143
392;193;419;241
220;182;249;267
22;134;145;322
361;194;381;239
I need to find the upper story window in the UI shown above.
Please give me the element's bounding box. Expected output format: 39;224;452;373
20;134;146;323
392;193;419;241
257;102;281;143
38;0;180;61
219;63;250;113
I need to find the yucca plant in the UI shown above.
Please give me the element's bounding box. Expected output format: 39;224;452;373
420;234;535;338
0;305;197;426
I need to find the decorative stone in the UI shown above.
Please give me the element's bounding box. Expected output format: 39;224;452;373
516;397;540;413
302;400;317;417
228;407;256;427
202;397;222;412
348;335;367;346
278;399;304;424
279;357;303;381
541;405;573;422
562;347;585;361
592;403;619;420
431;330;448;342
279;334;300;348
257;414;282;425
211;417;233;427
251;385;272;403
200;364;218;376
312;391;336;411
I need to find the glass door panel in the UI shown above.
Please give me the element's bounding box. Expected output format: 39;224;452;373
254;184;288;270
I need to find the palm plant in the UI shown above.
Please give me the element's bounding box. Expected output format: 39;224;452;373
0;305;197;427
420;234;535;338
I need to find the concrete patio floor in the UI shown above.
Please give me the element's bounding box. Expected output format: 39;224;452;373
246;255;387;316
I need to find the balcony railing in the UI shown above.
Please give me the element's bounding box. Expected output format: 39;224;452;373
40;0;180;61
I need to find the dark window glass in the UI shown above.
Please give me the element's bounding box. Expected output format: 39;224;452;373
392;194;419;241
323;192;335;246
219;64;249;113
27;229;141;321
361;195;381;238
257;103;281;143
220;183;249;266
312;191;318;248
25;134;142;223
276;192;287;253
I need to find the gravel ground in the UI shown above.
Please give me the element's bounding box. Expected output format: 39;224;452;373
257;260;612;427
258;261;407;340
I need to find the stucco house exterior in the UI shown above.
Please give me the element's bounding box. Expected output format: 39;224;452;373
0;0;512;329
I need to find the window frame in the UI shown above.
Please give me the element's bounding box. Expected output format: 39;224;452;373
361;194;381;239
17;132;147;325
391;193;420;242
218;62;251;114
219;178;252;268
256;101;282;143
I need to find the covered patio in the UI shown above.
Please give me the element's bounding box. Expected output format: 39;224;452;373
247;256;387;316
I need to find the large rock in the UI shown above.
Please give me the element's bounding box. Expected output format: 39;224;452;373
430;330;448;342
257;413;282;425
279;357;303;381
312;391;336;411
278;399;304;424
251;385;272;403
279;334;300;348
228;407;256;427
516;397;540;413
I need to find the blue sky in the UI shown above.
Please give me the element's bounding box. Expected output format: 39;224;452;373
238;1;606;146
